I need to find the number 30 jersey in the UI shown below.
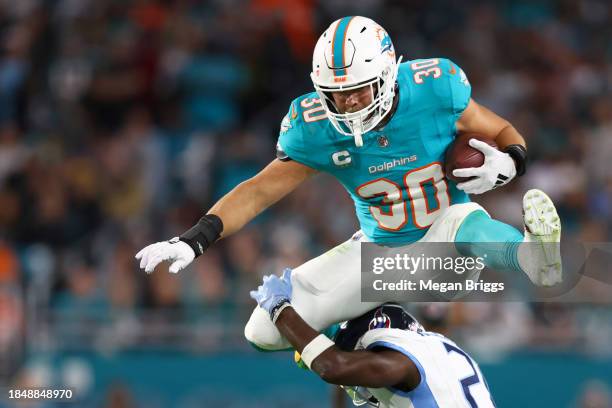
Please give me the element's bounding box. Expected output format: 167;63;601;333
277;58;472;245
354;328;496;408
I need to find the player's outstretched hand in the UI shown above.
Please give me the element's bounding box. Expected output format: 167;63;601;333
250;268;293;315
135;237;195;274
453;139;517;195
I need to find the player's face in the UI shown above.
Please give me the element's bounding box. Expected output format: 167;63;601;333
330;85;373;114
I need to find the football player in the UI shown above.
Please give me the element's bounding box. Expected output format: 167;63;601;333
136;16;561;351
250;270;496;407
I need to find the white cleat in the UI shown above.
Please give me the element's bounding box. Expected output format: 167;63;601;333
518;189;562;286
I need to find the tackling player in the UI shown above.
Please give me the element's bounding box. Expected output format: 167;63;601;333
136;16;561;351
250;270;496;407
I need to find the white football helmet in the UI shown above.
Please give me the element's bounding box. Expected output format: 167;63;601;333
311;16;401;147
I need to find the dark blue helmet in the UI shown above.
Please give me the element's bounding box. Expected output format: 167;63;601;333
334;303;423;351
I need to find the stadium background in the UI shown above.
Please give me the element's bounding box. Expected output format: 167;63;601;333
0;0;611;406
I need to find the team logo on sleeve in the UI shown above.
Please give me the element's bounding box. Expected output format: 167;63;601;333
368;308;392;330
290;103;298;119
280;103;298;134
459;69;470;87
280;114;292;134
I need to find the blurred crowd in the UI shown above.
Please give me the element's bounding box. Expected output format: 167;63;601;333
0;0;611;400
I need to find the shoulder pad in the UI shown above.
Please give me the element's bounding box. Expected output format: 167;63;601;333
276;92;329;168
401;58;471;117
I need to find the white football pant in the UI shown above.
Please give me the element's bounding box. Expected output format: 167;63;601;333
244;202;486;350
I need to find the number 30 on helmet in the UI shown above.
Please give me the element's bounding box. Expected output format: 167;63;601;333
310;16;401;146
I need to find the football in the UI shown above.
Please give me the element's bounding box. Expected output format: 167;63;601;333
444;134;498;183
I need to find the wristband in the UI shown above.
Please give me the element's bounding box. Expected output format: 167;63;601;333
301;334;335;369
179;214;223;257
271;300;292;324
503;144;528;177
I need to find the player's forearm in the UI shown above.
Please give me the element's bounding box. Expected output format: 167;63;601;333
457;99;526;150
208;159;316;238
274;306;323;352
274;307;352;383
274;307;397;387
176;160;314;259
494;124;526;150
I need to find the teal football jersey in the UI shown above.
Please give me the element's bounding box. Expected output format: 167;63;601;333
277;58;472;245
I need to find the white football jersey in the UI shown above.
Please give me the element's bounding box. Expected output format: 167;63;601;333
353;328;496;408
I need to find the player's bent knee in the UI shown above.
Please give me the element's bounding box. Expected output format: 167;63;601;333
243;316;276;350
425;202;488;242
244;307;290;351
244;323;278;351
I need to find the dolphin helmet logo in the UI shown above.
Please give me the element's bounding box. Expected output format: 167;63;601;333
380;32;393;54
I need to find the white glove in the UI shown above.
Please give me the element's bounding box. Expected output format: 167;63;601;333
452;139;517;195
135;237;195;274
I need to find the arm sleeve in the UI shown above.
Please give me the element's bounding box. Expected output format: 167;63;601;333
276;101;318;169
441;58;472;120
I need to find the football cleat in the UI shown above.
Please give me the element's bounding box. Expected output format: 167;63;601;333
518;189;562;286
